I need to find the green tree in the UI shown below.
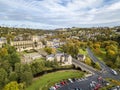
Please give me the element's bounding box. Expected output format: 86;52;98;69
30;61;45;75
9;72;18;81
7;46;16;54
20;71;33;86
0;60;11;73
9;52;20;68
14;63;33;85
0;68;8;88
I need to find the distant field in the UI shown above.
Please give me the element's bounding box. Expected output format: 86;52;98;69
26;70;85;90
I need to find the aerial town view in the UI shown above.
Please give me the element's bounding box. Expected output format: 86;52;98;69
0;0;120;90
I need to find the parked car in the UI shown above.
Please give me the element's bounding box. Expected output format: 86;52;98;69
60;81;66;85
68;78;73;83
94;84;101;90
54;83;61;89
49;86;56;90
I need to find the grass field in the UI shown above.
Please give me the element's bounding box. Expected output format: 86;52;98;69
26;70;85;90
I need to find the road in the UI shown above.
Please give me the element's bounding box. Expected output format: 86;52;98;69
87;48;110;71
58;48;120;90
87;48;120;81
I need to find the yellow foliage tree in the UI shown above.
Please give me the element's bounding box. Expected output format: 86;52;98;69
94;43;100;49
95;62;101;70
107;49;116;56
85;57;92;66
0;48;8;57
4;81;19;90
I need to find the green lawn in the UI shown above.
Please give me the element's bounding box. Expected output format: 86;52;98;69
79;48;87;55
26;70;85;90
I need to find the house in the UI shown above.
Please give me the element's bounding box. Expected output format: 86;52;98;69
61;54;72;66
46;53;72;66
77;54;86;61
55;53;63;62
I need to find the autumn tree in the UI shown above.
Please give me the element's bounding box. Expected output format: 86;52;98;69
94;62;101;70
44;47;56;54
93;43;100;49
4;81;19;90
61;40;79;58
85;57;92;66
106;49;116;60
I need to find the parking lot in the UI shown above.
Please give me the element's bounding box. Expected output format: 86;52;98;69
49;74;110;90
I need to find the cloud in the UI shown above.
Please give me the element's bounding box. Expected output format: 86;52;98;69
0;0;120;29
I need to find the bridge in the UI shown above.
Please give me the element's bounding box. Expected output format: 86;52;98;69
72;59;100;75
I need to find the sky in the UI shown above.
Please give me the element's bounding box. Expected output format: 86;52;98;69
0;0;120;29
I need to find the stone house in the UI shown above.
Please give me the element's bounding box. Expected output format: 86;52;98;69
77;54;86;61
46;53;72;66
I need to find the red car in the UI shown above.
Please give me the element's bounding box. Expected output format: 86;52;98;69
94;84;101;90
60;81;66;85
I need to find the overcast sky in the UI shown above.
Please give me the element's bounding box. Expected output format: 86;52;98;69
0;0;120;29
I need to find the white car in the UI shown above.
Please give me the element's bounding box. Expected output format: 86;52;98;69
68;78;73;83
111;69;118;75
